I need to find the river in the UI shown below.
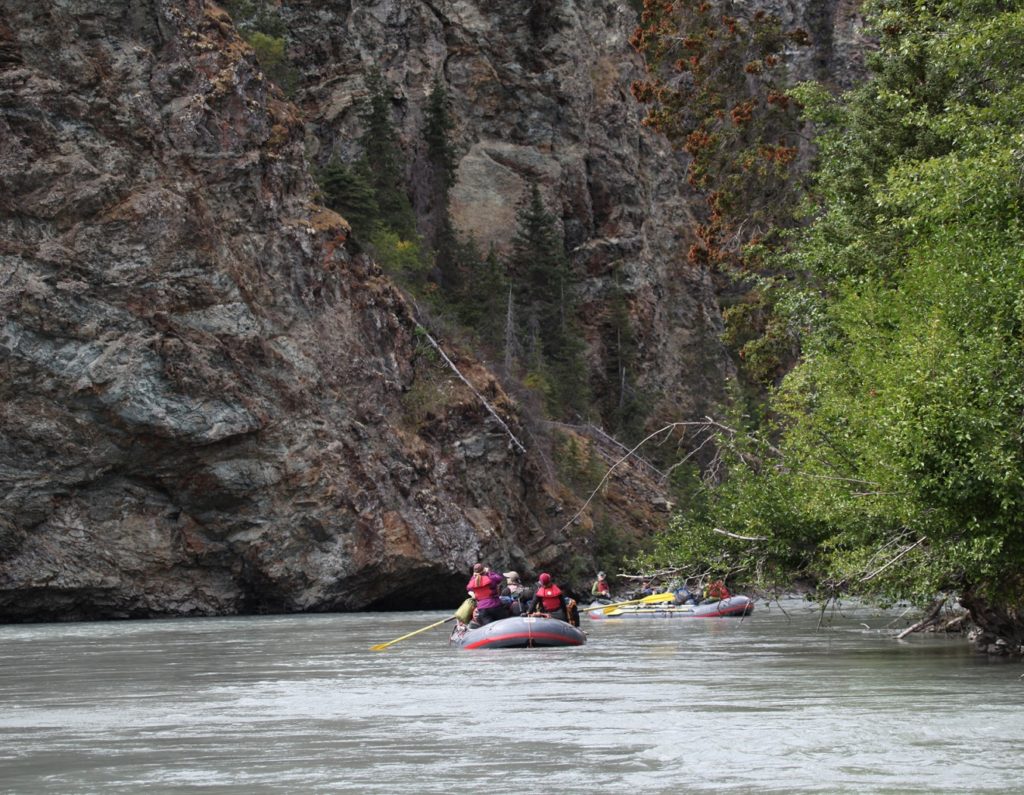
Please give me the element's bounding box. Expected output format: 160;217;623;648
1;598;1021;793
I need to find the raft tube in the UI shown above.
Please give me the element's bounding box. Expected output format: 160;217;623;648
589;595;754;620
450;615;587;649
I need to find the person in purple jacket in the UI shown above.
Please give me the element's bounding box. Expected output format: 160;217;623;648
466;563;507;625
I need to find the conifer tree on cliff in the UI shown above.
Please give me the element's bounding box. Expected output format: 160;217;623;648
317;69;417;247
420;73;460;290
506;184;589;416
422;74;456;194
359;68;417;240
318;158;379;238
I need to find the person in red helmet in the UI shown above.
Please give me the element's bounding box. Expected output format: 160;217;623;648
527;573;579;626
466;563;507;625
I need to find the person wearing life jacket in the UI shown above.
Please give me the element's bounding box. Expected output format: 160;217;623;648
500;571;533;616
466;563;506;625
701;579;731;604
673;583;699;605
590;571;611;600
527;573;579;626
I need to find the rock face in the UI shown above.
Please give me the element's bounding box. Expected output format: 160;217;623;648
286;0;731;423
0;0;668;621
285;0;867;424
0;0;863;622
757;0;866;88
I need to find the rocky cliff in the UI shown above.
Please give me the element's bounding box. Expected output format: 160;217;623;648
284;0;728;425
0;0;864;621
283;0;866;424
0;0;671;621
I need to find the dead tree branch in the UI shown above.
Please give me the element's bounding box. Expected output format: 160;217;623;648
415;324;526;454
712;527;768;542
860;537;926;582
897;597;947;639
556;422;695;532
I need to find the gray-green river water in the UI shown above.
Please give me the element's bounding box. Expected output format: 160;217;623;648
1;599;1022;793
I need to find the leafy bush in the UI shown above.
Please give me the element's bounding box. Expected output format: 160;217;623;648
642;0;1024;611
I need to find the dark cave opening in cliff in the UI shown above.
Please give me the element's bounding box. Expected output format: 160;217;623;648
362;572;469;611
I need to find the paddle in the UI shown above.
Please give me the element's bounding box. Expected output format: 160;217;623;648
583;591;677;614
370;615;458;651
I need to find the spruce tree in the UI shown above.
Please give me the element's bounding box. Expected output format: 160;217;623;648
508;184;567;351
422;74;456;192
318;158;379;237
359;69;416;240
421;74;460;290
458;243;508;349
506;184;589;415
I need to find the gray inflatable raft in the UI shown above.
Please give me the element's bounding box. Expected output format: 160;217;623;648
450;615;587;649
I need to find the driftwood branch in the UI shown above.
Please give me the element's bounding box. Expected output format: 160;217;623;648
897;597;947;639
415;324;526;454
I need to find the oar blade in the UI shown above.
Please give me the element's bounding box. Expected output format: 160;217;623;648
369;615;456;651
598;592;676;614
641;591;676;603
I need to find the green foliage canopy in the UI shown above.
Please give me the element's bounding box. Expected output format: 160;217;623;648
644;0;1024;609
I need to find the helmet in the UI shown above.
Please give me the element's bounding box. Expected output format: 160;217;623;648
538;572;552;585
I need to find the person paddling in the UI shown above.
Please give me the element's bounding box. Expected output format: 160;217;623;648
590;571;611;600
466;563;506;625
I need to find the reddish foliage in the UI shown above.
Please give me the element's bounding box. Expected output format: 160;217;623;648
631;79;647;101
789;27;811;45
630;0;810;280
730;99;755;126
685;129;714;155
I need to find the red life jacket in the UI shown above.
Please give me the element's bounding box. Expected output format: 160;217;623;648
535;584;564;612
468;574;498;602
707;580;730;600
